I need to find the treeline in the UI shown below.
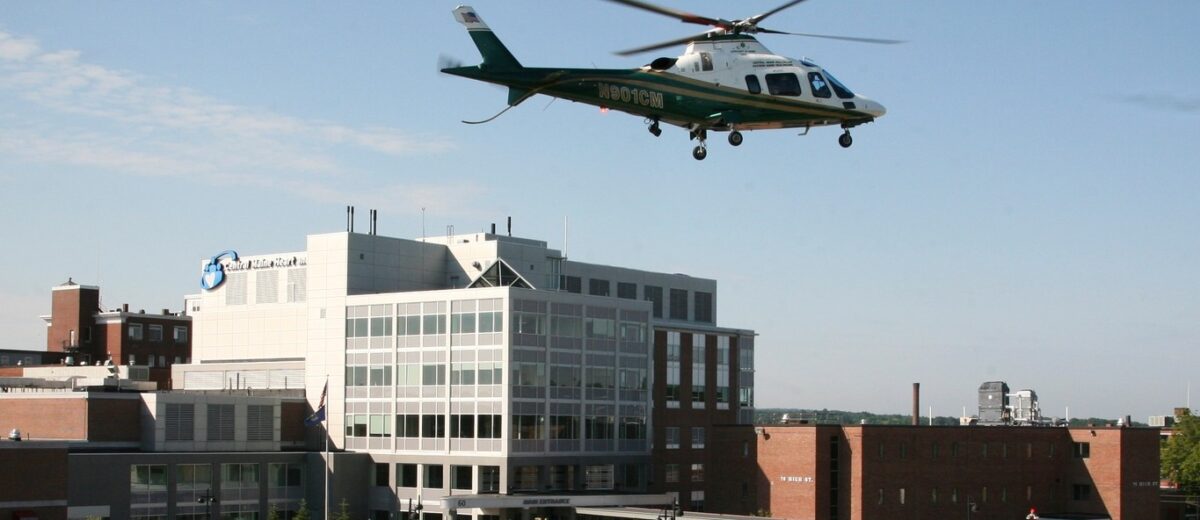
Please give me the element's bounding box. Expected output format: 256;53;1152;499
755;408;1147;427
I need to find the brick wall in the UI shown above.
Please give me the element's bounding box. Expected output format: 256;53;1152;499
0;398;89;440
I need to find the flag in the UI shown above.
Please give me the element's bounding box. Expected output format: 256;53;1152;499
305;380;328;427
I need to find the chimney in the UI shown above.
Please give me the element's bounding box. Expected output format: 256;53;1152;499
122;303;129;313
507;216;512;236
912;383;920;426
491;223;496;235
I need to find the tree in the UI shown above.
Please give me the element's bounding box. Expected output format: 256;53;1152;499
1162;410;1200;494
293;498;312;520
332;498;351;520
268;503;282;520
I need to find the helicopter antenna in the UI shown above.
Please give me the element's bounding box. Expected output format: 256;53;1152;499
462;104;517;125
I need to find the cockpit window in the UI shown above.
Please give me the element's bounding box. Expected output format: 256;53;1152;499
745;75;762;94
700;52;714;72
765;73;802;96
823;70;855;99
808;72;832;99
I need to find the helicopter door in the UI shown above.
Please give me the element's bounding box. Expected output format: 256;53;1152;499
807;72;835;103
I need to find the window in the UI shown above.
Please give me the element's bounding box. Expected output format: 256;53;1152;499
176;464;212;491
131;464;167;491
745;75;762;94
617;282;637;299
451;466;472;490
222;463;259;489
931;487;938;503
561;275;582;293
422;414;446;438
899;487;906;505
1073;442;1090;458
396;414;419;438
690;463;704;482
589;279;611;296
269;463;302;488
550;415;579;439
693;292;713;323
585;465;614;490
479;466;500;493
398;464;418;487
450;414;475;439
765;73;802;96
666;332;681;403
691;427;705;449
824;69;856;99
716;336;730;404
931;442;940;458
669;289;688;320
477;415;502;439
699;52;713;71
128;323;144;341
586;367;615;389
620;416;646;440
513;415;545;440
374;463;390;487
425;464;444;488
692;335;706;404
644;285;663;318
808;72;832;98
148;324;163;342
665;464;680;483
128;354;136;366
691;490;705;511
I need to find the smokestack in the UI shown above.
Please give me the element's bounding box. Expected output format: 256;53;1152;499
350;206;355;233
507;216;512;236
912;383;920;426
491;223;496;235
346;206;351;232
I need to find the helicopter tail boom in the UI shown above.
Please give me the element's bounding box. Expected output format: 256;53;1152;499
453;6;523;72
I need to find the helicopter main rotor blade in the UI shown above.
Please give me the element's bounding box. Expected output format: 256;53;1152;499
602;0;732;29
757;28;905;44
615;31;715;56
744;0;809;25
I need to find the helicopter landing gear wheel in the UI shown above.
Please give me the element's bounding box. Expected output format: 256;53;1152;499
692;145;708;161
648;119;662;137
838;131;853;148
728;130;743;147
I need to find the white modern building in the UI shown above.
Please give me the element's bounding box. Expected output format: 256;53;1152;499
176;227;753;519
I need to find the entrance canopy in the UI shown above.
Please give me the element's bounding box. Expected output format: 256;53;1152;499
437;494;674;511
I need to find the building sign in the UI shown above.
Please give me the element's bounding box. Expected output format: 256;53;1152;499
780;476;815;484
200;250;306;291
521;498;571;506
200;250;238;291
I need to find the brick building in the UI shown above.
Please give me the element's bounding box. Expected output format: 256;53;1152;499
710;424;1161;520
42;279;191;387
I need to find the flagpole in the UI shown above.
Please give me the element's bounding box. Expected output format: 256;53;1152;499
324;374;330;520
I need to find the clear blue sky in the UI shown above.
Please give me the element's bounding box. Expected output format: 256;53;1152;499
2;1;1197;420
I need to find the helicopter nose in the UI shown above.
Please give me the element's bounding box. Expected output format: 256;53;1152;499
861;99;887;118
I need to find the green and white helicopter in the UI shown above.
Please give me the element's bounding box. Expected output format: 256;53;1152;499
442;0;898;160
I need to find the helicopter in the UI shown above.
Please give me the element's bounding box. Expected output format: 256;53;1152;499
441;0;898;160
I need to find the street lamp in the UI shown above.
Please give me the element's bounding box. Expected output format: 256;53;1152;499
197;489;217;519
407;496;424;520
658;498;682;520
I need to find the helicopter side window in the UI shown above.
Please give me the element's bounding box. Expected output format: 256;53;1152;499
700;52;714;72
808;72;832;99
745;75;762;94
765;73;802;96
